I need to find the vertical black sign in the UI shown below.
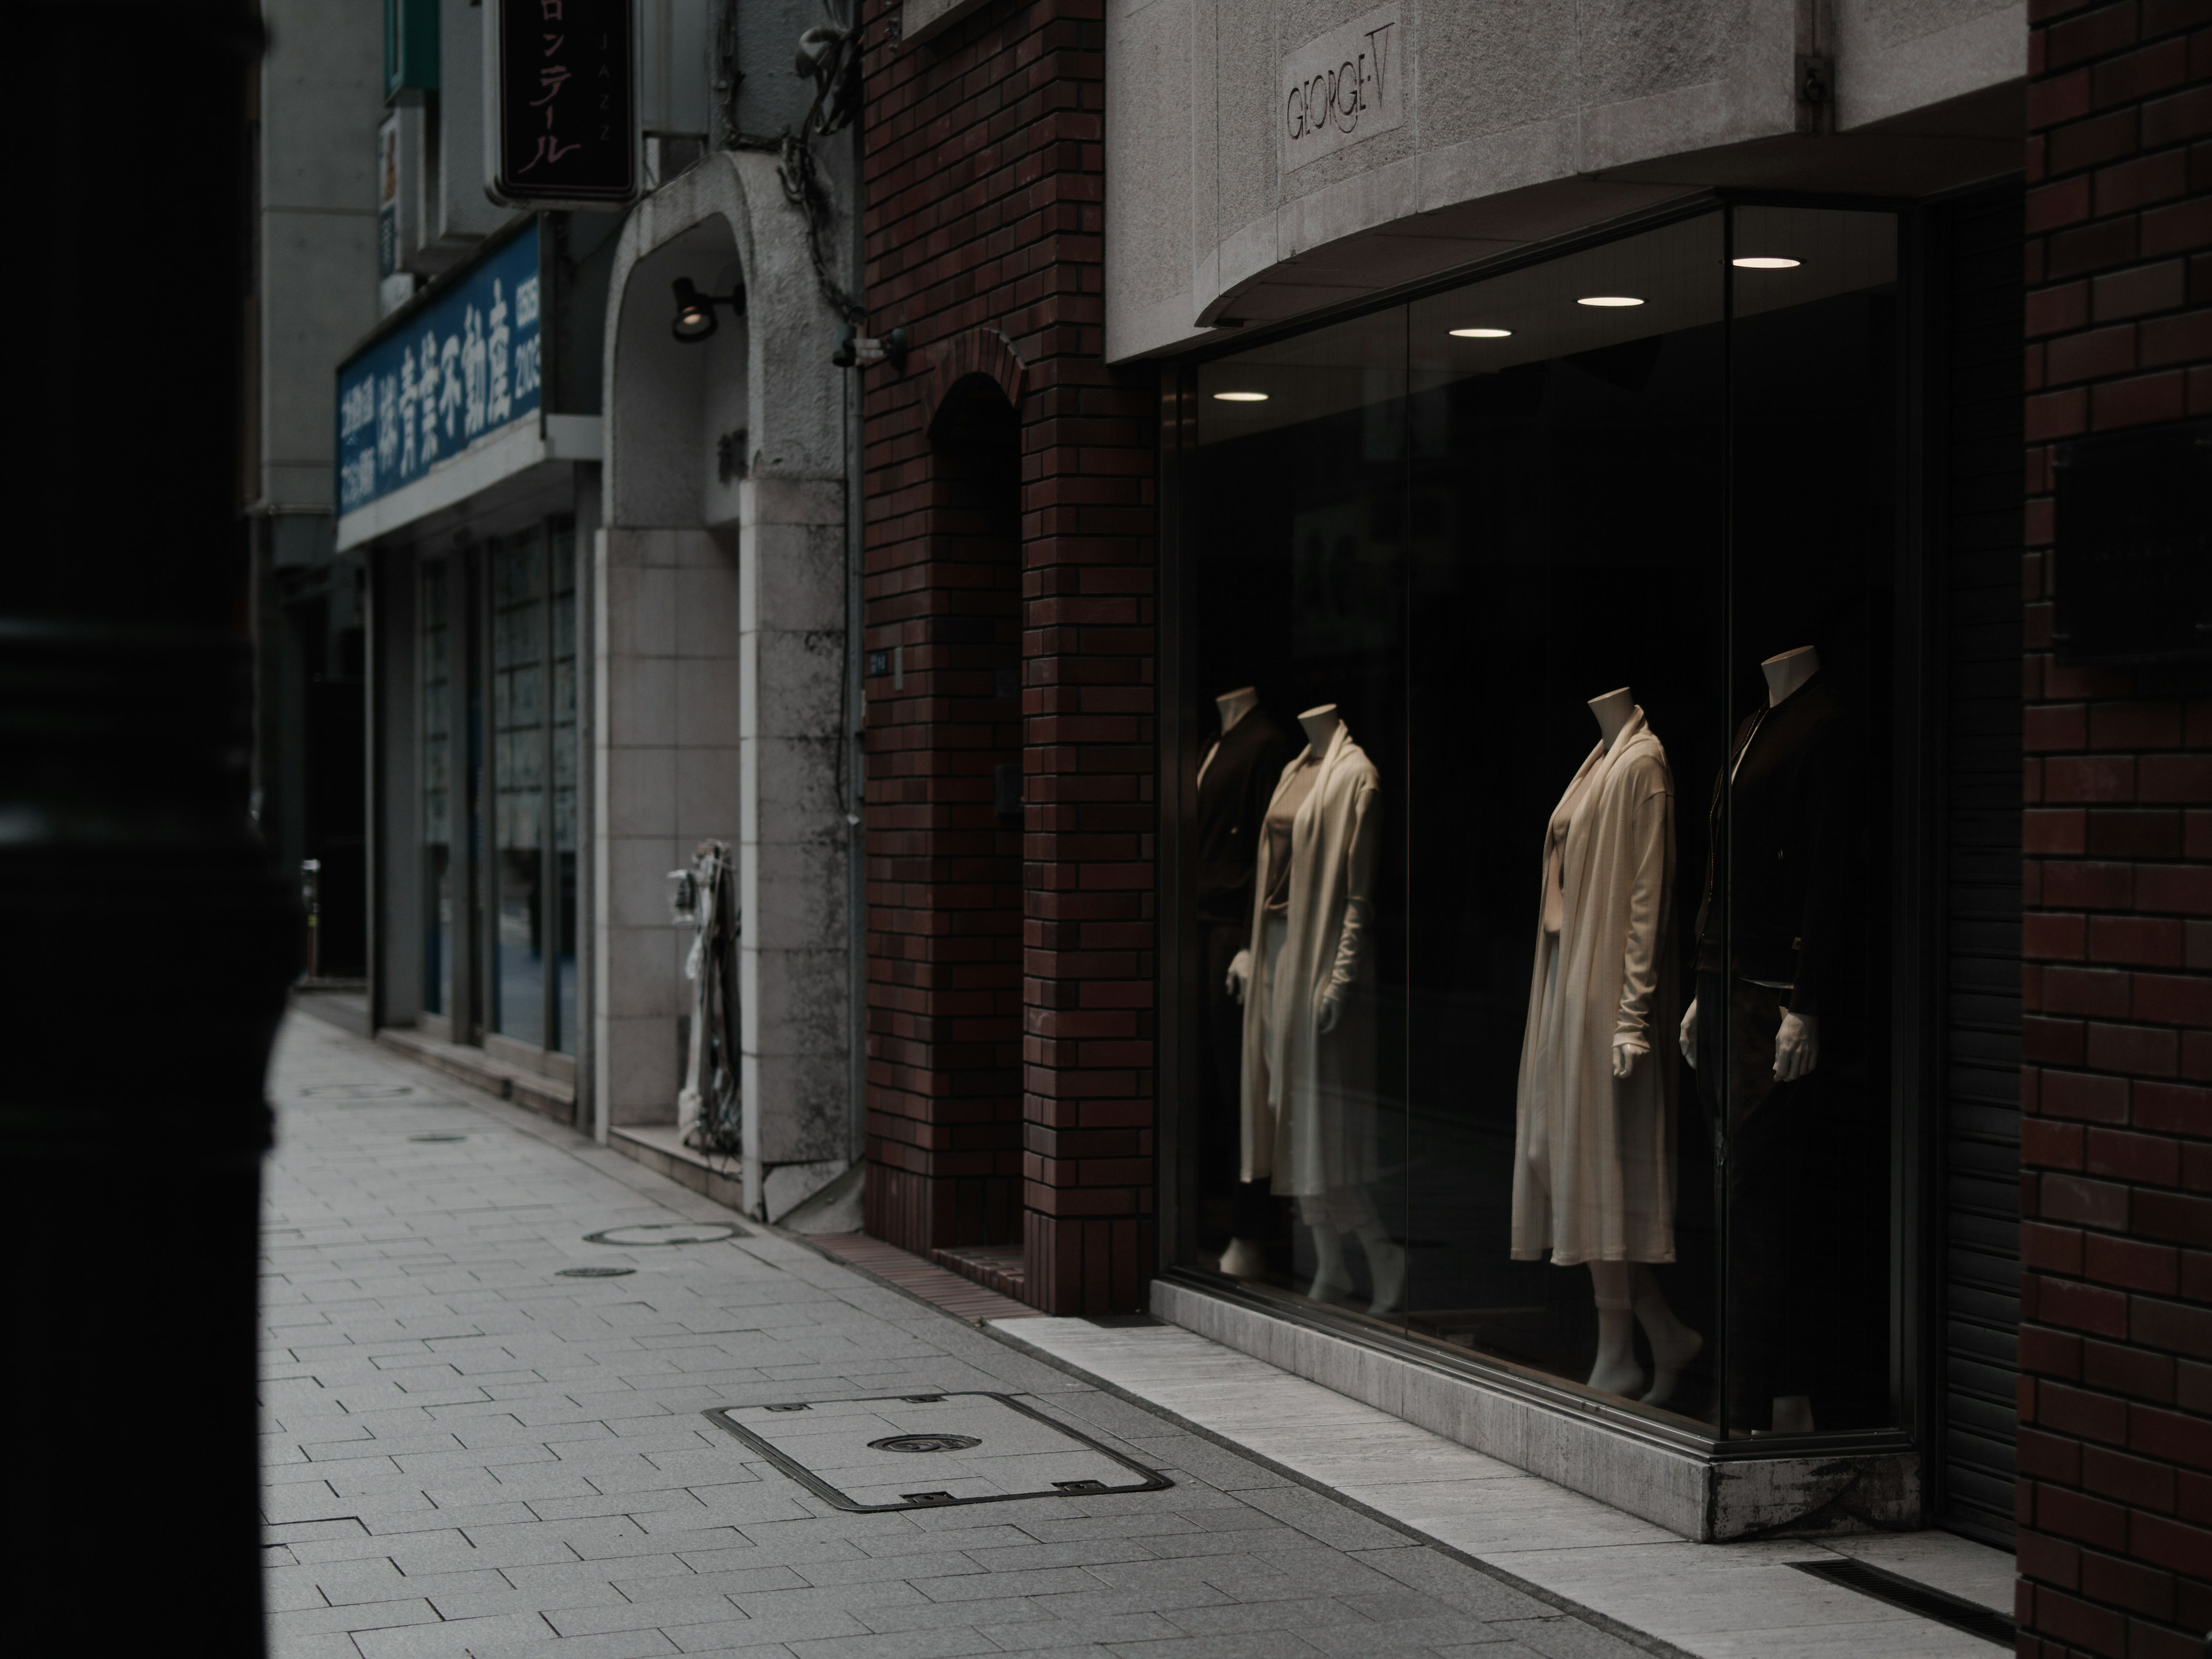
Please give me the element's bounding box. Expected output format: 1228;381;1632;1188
493;0;635;204
2053;419;2212;665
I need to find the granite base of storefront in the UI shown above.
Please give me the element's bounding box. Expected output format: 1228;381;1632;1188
1153;1277;1920;1544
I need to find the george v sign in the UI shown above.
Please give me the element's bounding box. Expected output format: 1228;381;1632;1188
1279;4;1404;172
489;0;637;206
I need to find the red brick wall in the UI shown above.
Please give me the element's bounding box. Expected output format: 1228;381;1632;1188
2020;3;2212;1652
857;0;1158;1312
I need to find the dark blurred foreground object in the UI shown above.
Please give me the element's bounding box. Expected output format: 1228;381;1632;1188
6;3;292;1647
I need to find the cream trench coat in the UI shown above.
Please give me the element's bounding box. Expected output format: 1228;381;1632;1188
1238;722;1380;1198
1511;710;1679;1266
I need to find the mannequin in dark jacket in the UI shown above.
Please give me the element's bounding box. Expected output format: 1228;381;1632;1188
1682;645;1858;1434
1195;688;1296;1276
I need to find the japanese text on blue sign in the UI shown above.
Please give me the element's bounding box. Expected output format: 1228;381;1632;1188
337;228;541;517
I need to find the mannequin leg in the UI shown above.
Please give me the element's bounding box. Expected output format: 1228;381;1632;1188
1306;1225;1353;1304
1354;1222;1406;1315
1630;1263;1703;1408
1586;1260;1642;1396
1771;1394;1815;1434
1219;1236;1264;1278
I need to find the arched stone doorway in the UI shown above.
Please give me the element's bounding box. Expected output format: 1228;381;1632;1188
597;153;855;1222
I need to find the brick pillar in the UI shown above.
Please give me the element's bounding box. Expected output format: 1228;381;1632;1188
857;0;1157;1309
2018;6;2212;1654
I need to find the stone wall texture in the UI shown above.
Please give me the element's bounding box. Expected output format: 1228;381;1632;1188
856;0;1158;1312
2018;3;2212;1653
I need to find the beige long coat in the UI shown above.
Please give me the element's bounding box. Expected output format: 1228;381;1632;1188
1512;710;1679;1265
1239;723;1380;1198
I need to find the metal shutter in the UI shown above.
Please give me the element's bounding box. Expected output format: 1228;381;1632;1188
1934;185;2025;1547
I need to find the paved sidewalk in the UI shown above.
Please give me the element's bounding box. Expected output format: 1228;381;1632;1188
260;1013;1666;1659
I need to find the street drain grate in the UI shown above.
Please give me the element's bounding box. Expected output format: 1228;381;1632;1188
408;1134;467;1142
704;1392;1169;1513
558;1267;635;1278
583;1222;742;1247
300;1084;413;1099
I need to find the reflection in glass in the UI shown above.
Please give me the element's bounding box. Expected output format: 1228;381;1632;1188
491;531;546;1048
422;561;452;1017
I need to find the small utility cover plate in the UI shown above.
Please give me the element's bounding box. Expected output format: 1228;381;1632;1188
704;1393;1169;1512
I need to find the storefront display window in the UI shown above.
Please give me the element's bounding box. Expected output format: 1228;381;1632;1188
419;522;581;1055
422;560;453;1018
1173;204;1901;1441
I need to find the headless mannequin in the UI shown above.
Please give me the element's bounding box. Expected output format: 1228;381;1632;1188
1229;704;1407;1315
1578;688;1703;1405
1678;646;1820;1434
1198;685;1260;789
1212;686;1267;1282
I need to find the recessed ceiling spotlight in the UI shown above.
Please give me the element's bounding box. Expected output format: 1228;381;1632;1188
1577;296;1644;308
1212;391;1268;402
1449;327;1513;338
1732;256;1801;269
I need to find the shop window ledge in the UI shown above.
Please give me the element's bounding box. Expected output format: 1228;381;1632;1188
1154;1272;1919;1544
375;1027;576;1122
606;1123;746;1214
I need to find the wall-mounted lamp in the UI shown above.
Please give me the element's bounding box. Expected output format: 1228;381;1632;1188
832;324;909;371
672;277;744;344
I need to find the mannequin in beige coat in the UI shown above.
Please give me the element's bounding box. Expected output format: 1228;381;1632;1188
1228;705;1405;1315
1513;688;1702;1405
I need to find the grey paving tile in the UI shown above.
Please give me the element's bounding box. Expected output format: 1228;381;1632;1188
256;1018;1656;1659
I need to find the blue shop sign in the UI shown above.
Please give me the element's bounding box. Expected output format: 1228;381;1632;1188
337;228;542;516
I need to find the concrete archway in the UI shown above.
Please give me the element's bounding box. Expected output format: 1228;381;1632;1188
596;153;855;1222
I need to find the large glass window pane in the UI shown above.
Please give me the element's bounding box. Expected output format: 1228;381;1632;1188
551;523;578;1054
422;560;452;1017
1400;214;1726;1423
1711;205;1900;1437
490;531;547;1048
1183;308;1409;1323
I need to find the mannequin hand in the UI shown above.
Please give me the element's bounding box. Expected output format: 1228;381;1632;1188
1612;1034;1649;1080
1226;949;1251;1005
1315;989;1342;1036
1774;1009;1819;1081
1679;999;1699;1070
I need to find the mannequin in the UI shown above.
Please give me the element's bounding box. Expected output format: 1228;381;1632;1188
1229;704;1404;1315
1195;687;1294;1282
1513;687;1701;1405
1198;685;1260;787
1680;647;1820;1086
1681;645;1850;1437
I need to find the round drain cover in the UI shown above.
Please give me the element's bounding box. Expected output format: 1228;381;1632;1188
558;1267;635;1278
409;1134;467;1143
582;1222;739;1247
300;1084;413;1099
869;1434;982;1454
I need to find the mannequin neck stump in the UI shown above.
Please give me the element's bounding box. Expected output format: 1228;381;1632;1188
1297;704;1343;753
1762;647;1819;708
1214;685;1259;734
1588;687;1634;752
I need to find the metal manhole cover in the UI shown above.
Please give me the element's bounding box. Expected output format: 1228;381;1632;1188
299;1084;413;1099
558;1267;635;1278
583;1222;741;1247
704;1392;1169;1513
408;1134;467;1143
